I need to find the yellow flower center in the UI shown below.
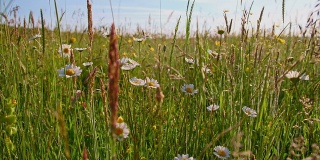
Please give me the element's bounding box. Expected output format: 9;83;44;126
66;69;75;76
212;52;218;57
182;158;188;160
133;81;139;85
132;80;140;85
63;48;70;54
11;100;17;105
185;87;193;93
217;150;226;157
306;105;312;109
115;127;123;136
148;82;155;87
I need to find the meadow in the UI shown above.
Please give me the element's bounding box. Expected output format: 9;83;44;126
0;0;320;159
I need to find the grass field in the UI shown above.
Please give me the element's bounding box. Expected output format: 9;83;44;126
0;0;320;159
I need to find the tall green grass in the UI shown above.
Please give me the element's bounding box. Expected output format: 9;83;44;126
0;1;319;159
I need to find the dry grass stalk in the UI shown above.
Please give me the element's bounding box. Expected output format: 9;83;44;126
273;68;280;115
84;66;97;84
69;50;78;88
87;0;93;57
156;87;164;103
108;23;120;133
29;11;35;28
255;7;264;38
88;67;97;105
223;12;232;34
287;136;306;159
0;13;9;23
232;132;253;159
241;10;248;42
69;49;75;65
23;17;26;34
54;106;70;160
71;90;82;106
100;78;109;128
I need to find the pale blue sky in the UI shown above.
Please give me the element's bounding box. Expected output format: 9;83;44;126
3;0;317;35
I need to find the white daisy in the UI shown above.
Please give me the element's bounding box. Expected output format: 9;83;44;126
57;64;82;78
120;58;140;70
114;122;130;141
144;35;152;39
285;70;310;81
207;49;221;59
120;57;130;65
74;48;87;52
185;57;195;64
145;77;160;89
285;71;300;79
83;62;93;67
129;77;146;86
121;63;137;70
174;154;195;160
133;37;146;42
207;104;220;112
102;32;110;38
299;73;310;80
128;59;140;66
58;44;72;58
28;34;41;41
242;106;257;117
181;84;198;95
213;146;230;159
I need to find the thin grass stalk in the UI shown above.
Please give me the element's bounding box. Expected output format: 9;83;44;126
169;16;181;67
1;14;11;45
224;12;229;33
198;119;244;159
157;44;162;84
53;0;62;51
184;0;195;55
40;9;45;55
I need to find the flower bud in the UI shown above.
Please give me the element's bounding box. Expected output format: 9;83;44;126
5;115;17;124
218;29;225;35
5;126;17;136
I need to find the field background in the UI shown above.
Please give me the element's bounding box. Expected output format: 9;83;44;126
0;0;320;159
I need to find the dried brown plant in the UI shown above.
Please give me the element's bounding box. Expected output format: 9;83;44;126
87;0;93;57
108;23;120;133
100;78;109;128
